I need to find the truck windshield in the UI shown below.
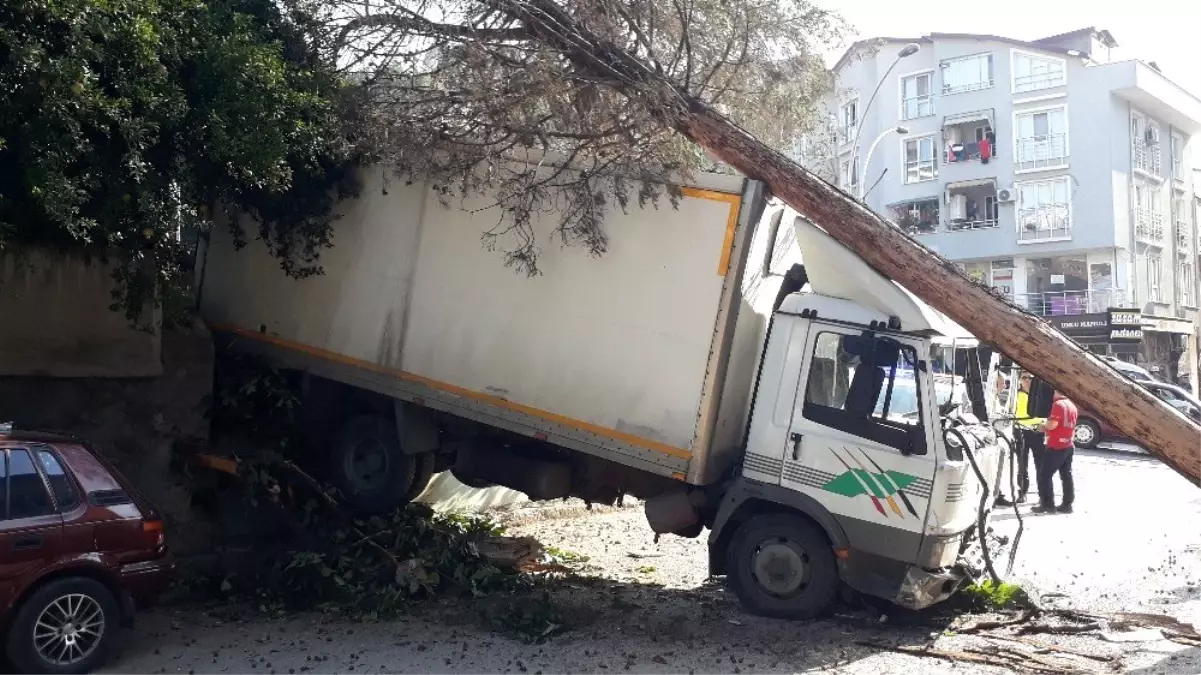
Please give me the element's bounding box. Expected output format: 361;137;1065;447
873;373;955;421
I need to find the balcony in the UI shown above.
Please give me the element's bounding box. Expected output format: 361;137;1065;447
1133;143;1163;178
1017;204;1071;242
1135;208;1166;243
945;179;1000;232
891;198;940;236
1015;134;1068;172
1016;289;1130;317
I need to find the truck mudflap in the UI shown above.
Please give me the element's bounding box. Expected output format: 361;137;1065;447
894;565;970;610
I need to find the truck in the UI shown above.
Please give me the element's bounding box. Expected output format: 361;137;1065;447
198;168;1013;619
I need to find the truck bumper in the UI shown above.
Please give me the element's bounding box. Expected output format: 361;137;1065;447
839;549;969;611
894;564;968;610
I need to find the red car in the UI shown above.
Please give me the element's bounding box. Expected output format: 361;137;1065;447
1074;382;1201;448
0;428;174;673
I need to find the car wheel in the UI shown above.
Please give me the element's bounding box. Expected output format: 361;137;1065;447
6;577;119;674
331;415;416;514
725;513;838;620
1073;418;1101;449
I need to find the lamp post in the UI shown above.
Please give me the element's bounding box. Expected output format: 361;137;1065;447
859;126;909;199
849;42;921;198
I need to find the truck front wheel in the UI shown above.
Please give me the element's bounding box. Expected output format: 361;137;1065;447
725;513;838;620
332;416;416;514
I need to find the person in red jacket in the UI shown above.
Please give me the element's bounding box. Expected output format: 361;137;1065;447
1033;392;1079;514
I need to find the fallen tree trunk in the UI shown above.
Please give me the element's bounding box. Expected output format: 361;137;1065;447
499;0;1201;485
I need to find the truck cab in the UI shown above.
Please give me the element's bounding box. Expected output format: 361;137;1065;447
699;211;1007;619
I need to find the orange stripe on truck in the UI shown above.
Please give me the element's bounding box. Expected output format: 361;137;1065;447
680;187;742;276
211;325;694;461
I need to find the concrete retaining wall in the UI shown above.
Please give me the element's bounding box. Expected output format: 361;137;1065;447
0;250;162;377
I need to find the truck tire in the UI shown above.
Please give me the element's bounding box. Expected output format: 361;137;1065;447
1073;418;1101;449
331;415;415;514
725;513;838;620
403;452;436;503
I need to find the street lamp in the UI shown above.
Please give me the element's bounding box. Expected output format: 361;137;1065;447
859;126;909;199
848;41;921;194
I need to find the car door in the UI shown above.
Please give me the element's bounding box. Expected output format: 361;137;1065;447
0;448;65;613
781;324;936;563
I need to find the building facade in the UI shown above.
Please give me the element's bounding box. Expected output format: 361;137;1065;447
817;28;1201;382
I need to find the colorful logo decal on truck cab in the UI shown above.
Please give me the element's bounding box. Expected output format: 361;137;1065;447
822;448;923;518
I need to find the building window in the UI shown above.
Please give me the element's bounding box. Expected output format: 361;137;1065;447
840;99;858;144
1174;195;1191;252
1014;107;1068;172
890;198;940;234
1135;183;1165;243
1016;176;1071;241
1132;113;1162;177
1180;258;1197;307
1171;133;1184;179
901;72;934;120
1145;253;1164;303
940;54;994;94
903;135;938;183
839;154;859;191
1012;51;1066;93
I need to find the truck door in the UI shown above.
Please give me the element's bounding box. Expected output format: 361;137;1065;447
781;324;936;561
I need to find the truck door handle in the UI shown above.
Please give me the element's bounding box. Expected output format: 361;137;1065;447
12;536;43;551
789;432;803;461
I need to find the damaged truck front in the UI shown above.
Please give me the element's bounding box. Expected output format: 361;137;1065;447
199;169;1013;619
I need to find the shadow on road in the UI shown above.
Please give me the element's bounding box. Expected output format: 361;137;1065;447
104;567;961;674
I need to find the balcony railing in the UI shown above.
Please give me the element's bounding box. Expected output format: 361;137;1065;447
1015;134;1068;172
1135;208;1165;242
1017;205;1071;242
1013;70;1065;92
947;218;1000;232
902;95;934;120
1015;289;1130;317
1133;144;1162;177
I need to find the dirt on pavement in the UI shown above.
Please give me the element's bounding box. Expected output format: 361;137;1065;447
105;449;1201;674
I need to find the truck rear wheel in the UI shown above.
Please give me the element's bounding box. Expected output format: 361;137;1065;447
725;513;838;620
403;452;436;503
331;416;415;514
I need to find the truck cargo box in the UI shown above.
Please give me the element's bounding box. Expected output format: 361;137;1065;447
200;169;789;484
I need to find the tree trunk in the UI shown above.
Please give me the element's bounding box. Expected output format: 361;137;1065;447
499;0;1201;485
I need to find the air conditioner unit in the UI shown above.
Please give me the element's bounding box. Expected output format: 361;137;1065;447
997;188;1015;203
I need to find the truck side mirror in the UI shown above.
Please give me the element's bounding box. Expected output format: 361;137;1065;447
1028;378;1055;418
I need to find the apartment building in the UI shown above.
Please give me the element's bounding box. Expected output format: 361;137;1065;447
817;27;1201;381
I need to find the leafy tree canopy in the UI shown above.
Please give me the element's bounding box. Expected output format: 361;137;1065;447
0;0;357;324
299;0;846;274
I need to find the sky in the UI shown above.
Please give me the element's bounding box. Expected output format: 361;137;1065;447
818;1;1201;99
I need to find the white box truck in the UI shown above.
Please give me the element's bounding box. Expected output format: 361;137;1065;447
199;168;1012;618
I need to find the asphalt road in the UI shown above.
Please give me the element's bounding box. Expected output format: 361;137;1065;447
106;449;1201;674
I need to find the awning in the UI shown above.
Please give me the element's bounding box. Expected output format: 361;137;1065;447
943;109;995;128
945;178;997;191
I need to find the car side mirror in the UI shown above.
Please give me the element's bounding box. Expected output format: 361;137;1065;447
1028;378;1055;418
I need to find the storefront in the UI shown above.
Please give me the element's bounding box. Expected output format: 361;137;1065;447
1047;308;1144;358
1138;315;1195;385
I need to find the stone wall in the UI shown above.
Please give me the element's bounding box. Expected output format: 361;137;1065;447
0;249;161;377
0;319;214;554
